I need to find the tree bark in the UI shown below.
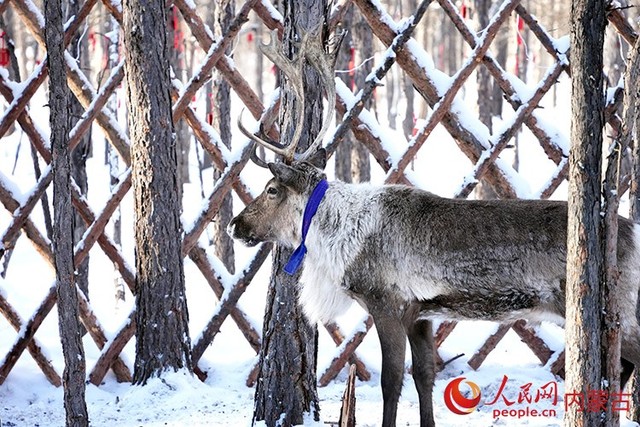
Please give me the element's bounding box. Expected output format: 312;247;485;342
102;11;126;307
45;0;89;423
123;0;193;384
211;0;235;273
169;5;191;196
252;0;325;424
334;7;371;183
623;35;640;423
475;0;493;130
564;1;608;426
334;2;354;183
473;0;498;199
350;13;372;183
601;133;622;427
66;0;91;300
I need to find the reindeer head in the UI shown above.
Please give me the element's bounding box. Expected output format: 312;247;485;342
227;150;327;248
229;24;338;248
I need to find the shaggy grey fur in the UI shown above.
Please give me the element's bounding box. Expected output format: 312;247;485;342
227;151;640;427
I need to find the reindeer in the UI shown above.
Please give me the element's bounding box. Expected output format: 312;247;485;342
227;26;640;427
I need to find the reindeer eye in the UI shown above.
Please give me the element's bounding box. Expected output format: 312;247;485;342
266;187;279;196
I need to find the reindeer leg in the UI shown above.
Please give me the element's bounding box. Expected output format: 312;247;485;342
372;309;407;427
407;319;436;427
621;329;640;387
621;358;634;388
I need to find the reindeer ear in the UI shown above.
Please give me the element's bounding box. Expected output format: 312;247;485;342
268;162;299;186
305;148;327;170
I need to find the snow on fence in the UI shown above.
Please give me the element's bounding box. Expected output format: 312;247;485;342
0;0;637;388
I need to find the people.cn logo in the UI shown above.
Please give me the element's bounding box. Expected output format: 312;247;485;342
443;377;482;415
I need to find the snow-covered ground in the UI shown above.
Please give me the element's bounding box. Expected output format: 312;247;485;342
1;13;638;426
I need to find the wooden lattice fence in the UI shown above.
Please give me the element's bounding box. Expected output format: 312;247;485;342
0;0;638;388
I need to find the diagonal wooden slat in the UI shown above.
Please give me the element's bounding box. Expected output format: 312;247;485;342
318;316;373;387
455;60;566;198
190;243;272;365
0;61;47;138
437;0;567;164
330;0;432;156
173;0;267;121
0;178;135;384
0;166;52;255
467;323;512;370
511;320;554;365
0;0;99;137
0;285;57;384
0;292;61;386
88;313;136;385
188;244;262;354
387;0;521;183
8;0;131;163
353;0;519;198
607;7;638;45
323;322;371;382
172;0;258;119
0;179;53;263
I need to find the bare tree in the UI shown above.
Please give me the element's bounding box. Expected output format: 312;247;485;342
44;0;89;423
252;2;329;425
211;0;235;273
350;11;372;182
169;5;191;198
565;1;617;426
334;2;355;182
473;0;498;199
334;4;371;183
65;0;91;300
101;11;126;307
123;0;193;384
623;34;640;424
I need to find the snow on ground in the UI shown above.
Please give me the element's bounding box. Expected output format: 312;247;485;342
2;320;640;426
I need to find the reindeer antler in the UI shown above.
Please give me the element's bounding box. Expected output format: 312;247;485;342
238;25;338;164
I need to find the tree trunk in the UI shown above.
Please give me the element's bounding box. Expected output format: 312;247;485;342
252;1;325;424
45;0;89;423
350;12;372;183
475;0;492;130
66;0;91;300
334;3;354;182
473;0;498;199
564;1;608;426
123;0;193;384
601;130;622;427
101;10;126;308
623;35;640;423
401;0;416;143
335;4;372;183
169;6;191;197
211;0;235;273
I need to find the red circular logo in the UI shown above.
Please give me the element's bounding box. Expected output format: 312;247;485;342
443;377;482;415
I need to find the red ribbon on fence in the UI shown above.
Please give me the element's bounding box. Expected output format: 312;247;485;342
0;31;10;68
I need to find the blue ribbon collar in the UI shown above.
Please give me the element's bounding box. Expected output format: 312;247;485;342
284;179;329;275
